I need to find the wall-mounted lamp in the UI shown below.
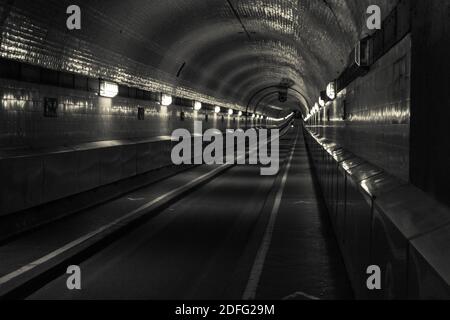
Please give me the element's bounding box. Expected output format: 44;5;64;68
161;94;173;106
313;102;320;113
238;111;243;117
99;80;119;98
214;106;221;114
194;101;202;111
228;109;234;116
318;97;325;108
326;81;336;100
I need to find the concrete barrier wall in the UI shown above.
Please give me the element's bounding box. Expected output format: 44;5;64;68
0;137;174;216
0;117;285;219
303;126;450;300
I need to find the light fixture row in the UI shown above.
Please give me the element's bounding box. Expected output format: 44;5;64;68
98;81;265;118
305;80;337;121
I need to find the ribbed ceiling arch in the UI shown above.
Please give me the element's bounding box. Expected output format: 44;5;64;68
0;0;398;116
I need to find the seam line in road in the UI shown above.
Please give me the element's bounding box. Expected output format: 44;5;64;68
242;131;299;300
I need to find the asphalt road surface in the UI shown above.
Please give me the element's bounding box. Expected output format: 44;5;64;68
28;130;353;300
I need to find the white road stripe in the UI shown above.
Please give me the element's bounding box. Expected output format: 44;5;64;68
282;291;320;301
243;132;298;300
127;197;145;201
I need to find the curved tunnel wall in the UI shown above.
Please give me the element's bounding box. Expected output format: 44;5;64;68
301;1;450;297
309;35;411;182
0;0;398;113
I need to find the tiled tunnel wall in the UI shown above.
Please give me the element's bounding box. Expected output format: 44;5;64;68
302;27;450;293
0;0;399;111
0;0;234;110
302;21;450;297
410;0;450;208
308;35;411;182
0;78;250;150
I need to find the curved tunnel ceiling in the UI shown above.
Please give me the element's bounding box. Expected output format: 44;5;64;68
0;0;398;116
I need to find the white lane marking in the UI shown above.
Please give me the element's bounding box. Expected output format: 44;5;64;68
282;291;320;301
0;164;230;288
127;197;145;201
243;133;298;300
293;200;313;205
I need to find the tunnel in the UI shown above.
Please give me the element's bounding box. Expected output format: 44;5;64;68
0;0;449;303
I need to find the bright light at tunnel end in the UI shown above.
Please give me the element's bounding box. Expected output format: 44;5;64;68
170;121;285;176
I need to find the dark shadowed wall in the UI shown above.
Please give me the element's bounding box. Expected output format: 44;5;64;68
410;0;450;207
